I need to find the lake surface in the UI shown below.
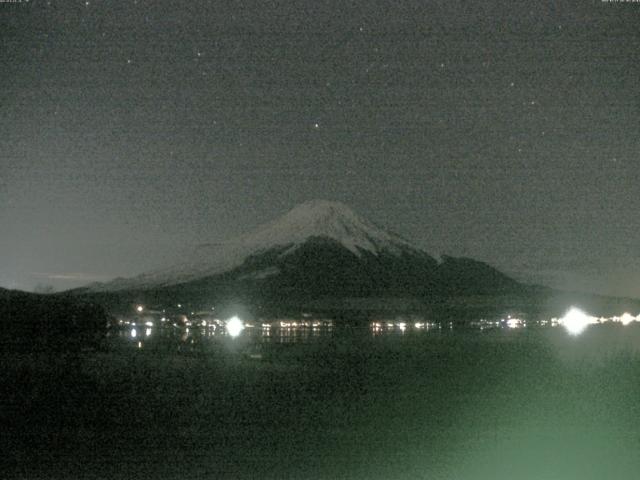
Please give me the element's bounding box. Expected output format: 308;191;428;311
3;322;640;479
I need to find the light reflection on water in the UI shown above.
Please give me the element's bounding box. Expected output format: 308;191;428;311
116;319;510;349
112;317;529;351
111;310;640;355
116;321;338;349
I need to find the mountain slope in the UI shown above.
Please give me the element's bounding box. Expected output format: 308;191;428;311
436;255;521;295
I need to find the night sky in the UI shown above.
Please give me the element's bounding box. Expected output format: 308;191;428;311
2;0;639;297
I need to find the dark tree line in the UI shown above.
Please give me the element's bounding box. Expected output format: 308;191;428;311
0;289;109;352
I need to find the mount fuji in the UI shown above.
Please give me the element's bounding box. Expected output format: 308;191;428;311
80;200;524;310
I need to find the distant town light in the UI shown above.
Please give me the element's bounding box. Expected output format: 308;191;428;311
136;305;144;313
226;316;244;338
619;313;636;326
131;328;137;338
506;318;521;329
560;307;592;336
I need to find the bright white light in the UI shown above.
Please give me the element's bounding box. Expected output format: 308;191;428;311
145;321;153;327
560;307;593;335
136;305;144;313
145;328;151;337
131;328;137;338
506;318;521;329
226;316;244;338
619;313;635;326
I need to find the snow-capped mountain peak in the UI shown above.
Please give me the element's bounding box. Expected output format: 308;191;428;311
235;199;414;256
87;200;423;292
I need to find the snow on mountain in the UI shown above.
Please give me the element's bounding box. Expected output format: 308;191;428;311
216;199;418;256
88;200;427;292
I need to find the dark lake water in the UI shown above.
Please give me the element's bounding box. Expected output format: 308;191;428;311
3;321;640;479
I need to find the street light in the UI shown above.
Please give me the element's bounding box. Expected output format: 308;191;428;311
226;316;244;338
